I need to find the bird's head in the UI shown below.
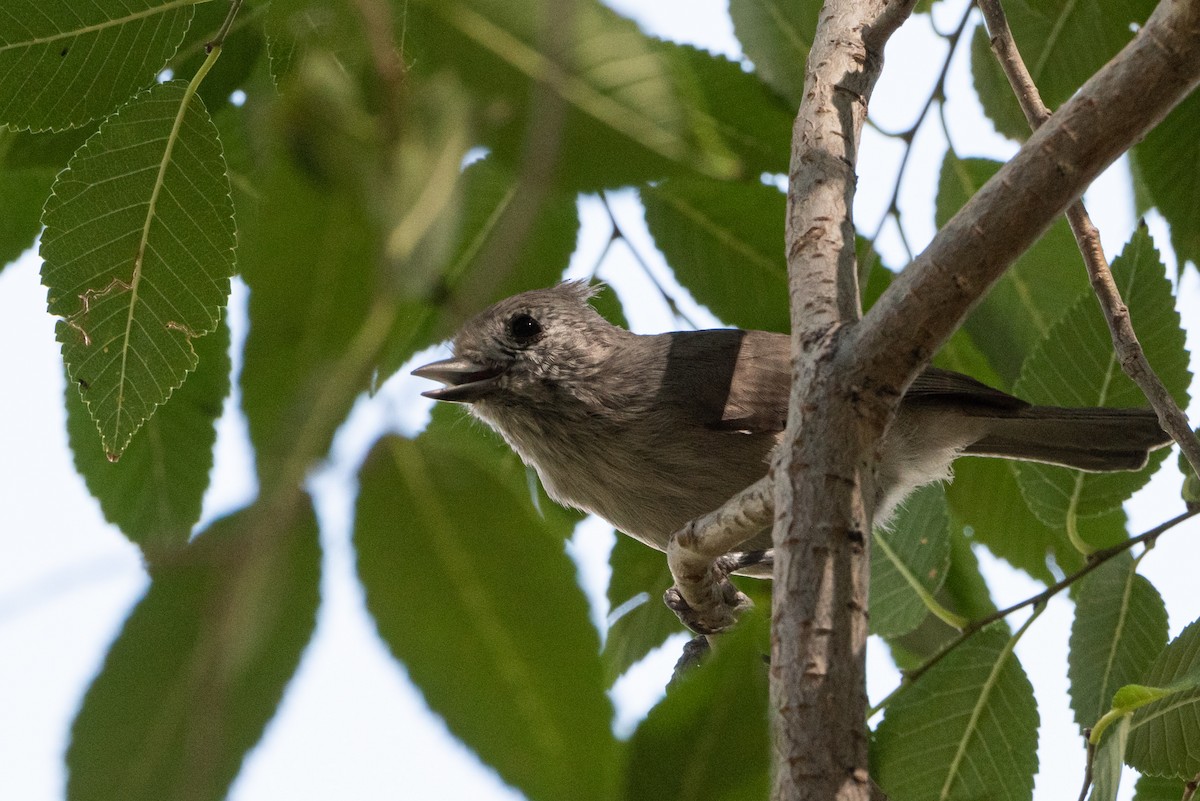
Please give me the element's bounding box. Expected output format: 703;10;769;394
413;282;623;412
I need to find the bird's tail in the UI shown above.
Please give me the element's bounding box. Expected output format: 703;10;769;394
964;406;1171;471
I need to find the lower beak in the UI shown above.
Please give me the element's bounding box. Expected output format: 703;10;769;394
412;356;503;403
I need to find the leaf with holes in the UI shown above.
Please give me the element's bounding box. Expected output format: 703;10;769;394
0;0;197;132
1013;227;1190;529
66;318;229;558
41;81;236;460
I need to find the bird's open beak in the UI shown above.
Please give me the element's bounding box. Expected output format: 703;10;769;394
412;356;503;403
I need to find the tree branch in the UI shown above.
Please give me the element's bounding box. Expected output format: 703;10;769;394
853;0;1200;398
664;477;772;634
774;1;918;799
977;0;1200;489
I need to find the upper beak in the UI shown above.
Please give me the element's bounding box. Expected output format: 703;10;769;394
412;356;503;403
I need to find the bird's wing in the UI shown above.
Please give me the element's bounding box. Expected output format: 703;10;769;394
657;329;790;434
666;331;1026;434
904;366;1029;412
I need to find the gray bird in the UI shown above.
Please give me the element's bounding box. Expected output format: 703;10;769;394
414;282;1169;576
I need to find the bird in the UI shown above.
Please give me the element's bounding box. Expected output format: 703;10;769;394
413;281;1170;576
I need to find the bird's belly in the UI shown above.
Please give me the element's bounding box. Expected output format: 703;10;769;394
530;431;775;553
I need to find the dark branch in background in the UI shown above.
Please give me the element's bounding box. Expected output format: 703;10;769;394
976;0;1200;487
869;507;1199;714
1076;735;1098;801
207;0;245;52
854;0;1200;402
1183;771;1200;801
863;2;975;277
596;193;706;330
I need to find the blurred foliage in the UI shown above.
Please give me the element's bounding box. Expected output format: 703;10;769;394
0;0;1197;799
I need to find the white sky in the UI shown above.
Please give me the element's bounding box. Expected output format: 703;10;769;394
2;1;1199;800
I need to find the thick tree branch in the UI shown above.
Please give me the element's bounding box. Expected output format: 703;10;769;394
853;0;1200;397
977;0;1200;484
771;2;1200;800
774;2;917;800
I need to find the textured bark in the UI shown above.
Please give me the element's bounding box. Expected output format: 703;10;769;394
773;2;915;799
775;0;1200;799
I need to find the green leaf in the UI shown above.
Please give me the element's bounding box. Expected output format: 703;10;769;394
66;502;321;801
948;459;1127;581
41;81;236;459
0;0;197;131
66;318;229;558
969;25;1030;142
265;0;365;85
1128;618;1200;777
641;176;788;332
378;156;581;382
974;0;1155;124
1014;227;1191;529
405;0;738;189
728;0;819;107
603;533;681;685
1089;716;1131;801
0;163;54;269
1112;684;1172;711
237;158;378;482
0;125;96;268
871;624;1039;801
936;154;1086;387
663;41;794;177
1068;557;1169;730
870;484;953;637
623;610;770;801
355;430;618;801
884;525;1002;671
1181;432;1200;494
1132;92;1200;271
1132;773;1187;801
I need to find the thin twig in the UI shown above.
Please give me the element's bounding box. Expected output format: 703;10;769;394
664;477;773;633
597;192;705;330
871;508;1197;711
1182;771;1200;801
862;1;974;284
206;0;245;52
977;0;1200;484
1076;732;1097;801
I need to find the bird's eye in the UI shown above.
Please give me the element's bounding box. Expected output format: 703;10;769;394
508;313;543;343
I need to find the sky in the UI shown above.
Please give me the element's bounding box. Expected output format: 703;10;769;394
2;1;1199;800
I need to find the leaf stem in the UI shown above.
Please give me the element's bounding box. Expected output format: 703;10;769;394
872;528;968;629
